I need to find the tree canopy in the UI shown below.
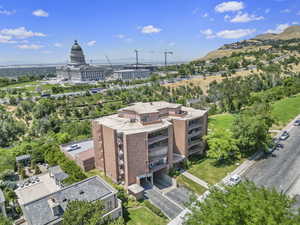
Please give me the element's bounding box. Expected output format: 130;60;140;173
62;200;124;225
205;128;240;162
185;181;300;225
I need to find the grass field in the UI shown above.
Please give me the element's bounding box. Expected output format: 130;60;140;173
272;94;300;128
126;207;167;225
208;113;235;131
0;81;39;89
188;158;244;185
176;175;207;195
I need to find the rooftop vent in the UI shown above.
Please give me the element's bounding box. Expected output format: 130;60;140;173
79;190;85;195
48;197;62;216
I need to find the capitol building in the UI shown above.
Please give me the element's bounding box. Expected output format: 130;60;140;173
57;41;112;82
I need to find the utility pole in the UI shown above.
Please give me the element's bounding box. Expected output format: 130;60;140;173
164;51;173;67
134;49;139;69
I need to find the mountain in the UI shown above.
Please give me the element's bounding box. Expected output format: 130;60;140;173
254;25;300;40
199;25;300;61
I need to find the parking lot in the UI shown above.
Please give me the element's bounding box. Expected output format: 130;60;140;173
244;123;300;196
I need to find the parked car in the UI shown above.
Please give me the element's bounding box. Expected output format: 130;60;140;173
227;174;241;186
294;120;300;126
279;131;289;141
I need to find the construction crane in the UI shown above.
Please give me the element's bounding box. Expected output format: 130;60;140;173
134;49;139;69
105;55;114;70
164;51;173;67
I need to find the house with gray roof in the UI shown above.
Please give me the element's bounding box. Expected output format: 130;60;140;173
21;176;122;225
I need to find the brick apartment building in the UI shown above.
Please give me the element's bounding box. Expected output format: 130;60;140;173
92;101;208;189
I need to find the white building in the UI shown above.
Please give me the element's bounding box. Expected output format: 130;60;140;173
57;41;112;82
112;69;151;81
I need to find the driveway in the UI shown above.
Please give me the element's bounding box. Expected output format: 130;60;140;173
244;125;300;195
144;188;184;219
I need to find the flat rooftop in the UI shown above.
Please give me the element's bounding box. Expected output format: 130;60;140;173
22;176;116;225
60;139;94;159
15;174;60;205
120;101;182;114
94;102;207;134
95;114;172;134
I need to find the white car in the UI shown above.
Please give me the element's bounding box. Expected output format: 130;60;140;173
227;174;241;186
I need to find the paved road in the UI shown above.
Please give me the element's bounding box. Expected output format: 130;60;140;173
244;125;300;195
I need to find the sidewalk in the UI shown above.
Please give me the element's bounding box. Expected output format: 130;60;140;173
182;171;209;189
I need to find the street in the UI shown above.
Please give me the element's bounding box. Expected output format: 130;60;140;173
244;124;300;196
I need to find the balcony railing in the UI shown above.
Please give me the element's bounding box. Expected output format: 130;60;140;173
188;130;202;138
148;135;169;145
188;139;202;147
188;123;202;130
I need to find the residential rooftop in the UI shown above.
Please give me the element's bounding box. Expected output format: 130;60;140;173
94;102;207;134
60;139;94;159
22;176;117;225
120;101;182;114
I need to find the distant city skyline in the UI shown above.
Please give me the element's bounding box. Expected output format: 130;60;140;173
0;0;300;65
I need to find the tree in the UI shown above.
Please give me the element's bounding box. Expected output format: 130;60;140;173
0;214;12;225
185;181;300;225
62;200;122;225
232;102;274;154
205;129;240;162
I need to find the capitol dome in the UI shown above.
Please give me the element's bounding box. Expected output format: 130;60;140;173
69;40;86;66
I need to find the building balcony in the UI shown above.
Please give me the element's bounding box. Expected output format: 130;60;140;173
188;139;202;147
148;135;169;145
188;123;202;130
148;146;168;157
188;130;203;138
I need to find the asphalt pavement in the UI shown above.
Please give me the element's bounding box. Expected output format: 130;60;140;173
244;124;300;195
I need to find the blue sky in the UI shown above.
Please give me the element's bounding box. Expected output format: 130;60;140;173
0;0;300;65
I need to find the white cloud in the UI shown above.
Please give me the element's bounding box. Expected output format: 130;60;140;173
114;34;126;39
32;9;49;17
292;21;299;25
87;40;96;46
202;13;209;18
216;28;256;39
266;23;289;34
280;9;291;13
265;8;270;14
17;44;44;50
215;1;245;13
230;12;264;23
200;29;216;39
1;27;46;39
168;42;176;47
54;43;62;47
140;25;162;34
0;9;16;15
0;34;16;43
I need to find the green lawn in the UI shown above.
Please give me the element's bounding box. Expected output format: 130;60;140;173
126;207;167;225
0;81;39;89
188;158;244;185
208;113;235;131
272;94;300;128
176;175;207;195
